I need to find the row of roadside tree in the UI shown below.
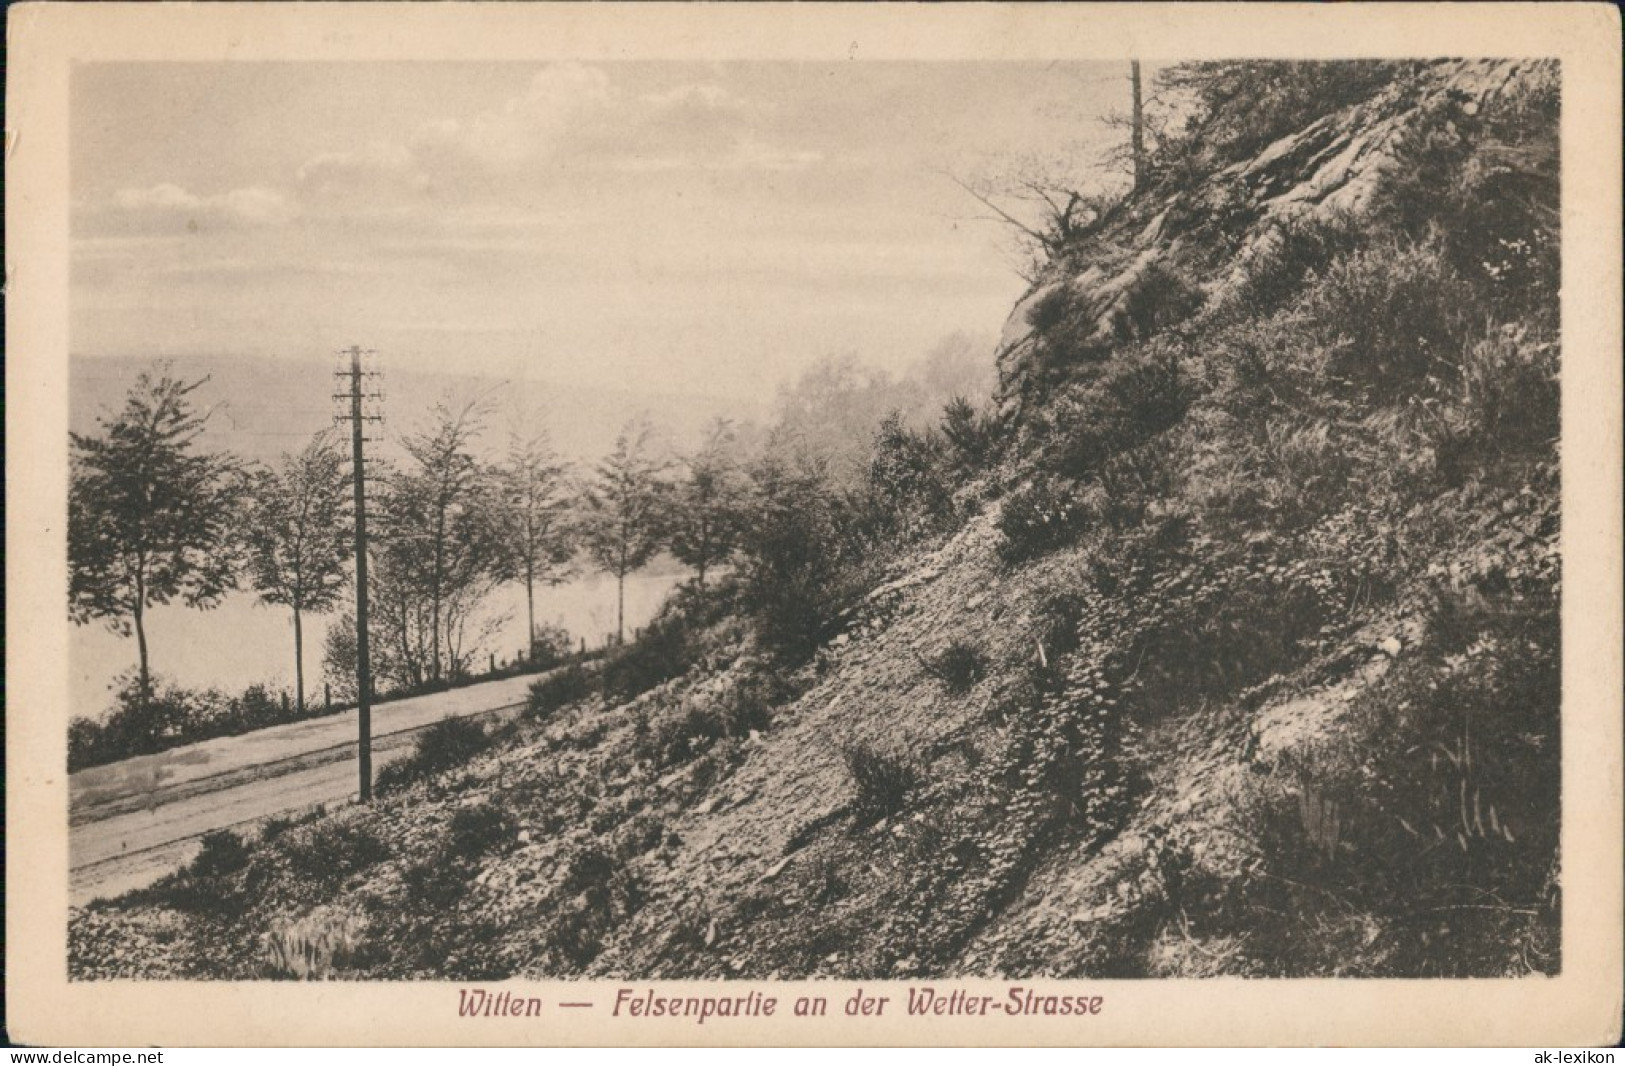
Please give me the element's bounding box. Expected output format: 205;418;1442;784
69;340;997;767
67;368;749;716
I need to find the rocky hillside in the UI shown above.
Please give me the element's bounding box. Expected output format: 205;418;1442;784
72;58;1561;980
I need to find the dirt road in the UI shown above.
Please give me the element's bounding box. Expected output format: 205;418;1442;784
69;673;542;906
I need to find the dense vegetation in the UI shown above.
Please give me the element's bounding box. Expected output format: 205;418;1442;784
72;59;1561;981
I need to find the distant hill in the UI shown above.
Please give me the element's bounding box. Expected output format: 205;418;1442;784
70;353;766;468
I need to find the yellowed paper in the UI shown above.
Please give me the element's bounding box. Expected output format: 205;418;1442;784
7;1;1622;1047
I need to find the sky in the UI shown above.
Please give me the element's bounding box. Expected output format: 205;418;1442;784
71;61;1131;404
67;60;1133;711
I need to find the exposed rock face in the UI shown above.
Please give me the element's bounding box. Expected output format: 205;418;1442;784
993;59;1555;421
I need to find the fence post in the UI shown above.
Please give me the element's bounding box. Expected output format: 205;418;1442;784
325;684;332;712
490;652;497;675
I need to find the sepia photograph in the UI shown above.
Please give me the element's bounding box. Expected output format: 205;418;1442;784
7;2;1621;1048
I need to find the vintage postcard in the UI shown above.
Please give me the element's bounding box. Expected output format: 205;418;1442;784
6;1;1622;1048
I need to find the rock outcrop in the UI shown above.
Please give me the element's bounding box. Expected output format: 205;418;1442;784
994;59;1555;421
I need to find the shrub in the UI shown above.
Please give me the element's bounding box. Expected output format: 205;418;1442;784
1230;413;1362;529
1094;436;1184;530
222;683;286;733
190;829;253;880
260;806;324;844
1155;61;1402;169
68;675;319;771
283;815;392;887
709;667;781;738
924;641;988;695
866;413;956;537
142;827;259;920
549;906;607;968
1004;649;1140;838
632;668;786;770
636;701;726;770
940;395;1001;472
561;842;618;896
402;858;468;908
67;717;103;771
1227;213;1364;317
1043;347;1192;482
1028;283;1114;371
526;663;593;719
376;716;491;794
997;473;1092;564
1119;262;1206;341
546;860;647;970
68;675;216;769
600;606;703;702
447;804;518;860
738;456;861;660
1190;238;1505;528
525;622;575;669
1298;241;1474;404
1028;282;1080;335
1432;324;1558;476
841;741;920;826
1221;582;1560;976
1370;68;1558;324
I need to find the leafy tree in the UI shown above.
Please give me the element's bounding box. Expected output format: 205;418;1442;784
911;331;998;408
580;418;671;644
668;418;748;587
242;432;352;714
735;443;848;658
493;430;577;661
768;343;995;495
68;367;244;698
379;401;507;684
772;354;922;493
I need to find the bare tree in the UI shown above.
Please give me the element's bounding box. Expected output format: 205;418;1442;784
948;171;1121;283
1131;59;1146;190
493;429;577;661
242;432;352;714
949;60;1149;280
380;400;506;683
668;418;748;587
1100;59;1177;189
579;417;672;644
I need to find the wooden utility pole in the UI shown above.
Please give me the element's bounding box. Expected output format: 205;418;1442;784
336;346;381;801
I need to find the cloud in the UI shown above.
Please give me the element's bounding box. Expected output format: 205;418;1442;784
463;63;616;166
84;183;295;236
295;142;419;200
617;138;823;174
639;82;752;113
299;64;817;198
74;65;823;247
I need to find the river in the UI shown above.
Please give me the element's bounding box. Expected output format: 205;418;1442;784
69;568;686;720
